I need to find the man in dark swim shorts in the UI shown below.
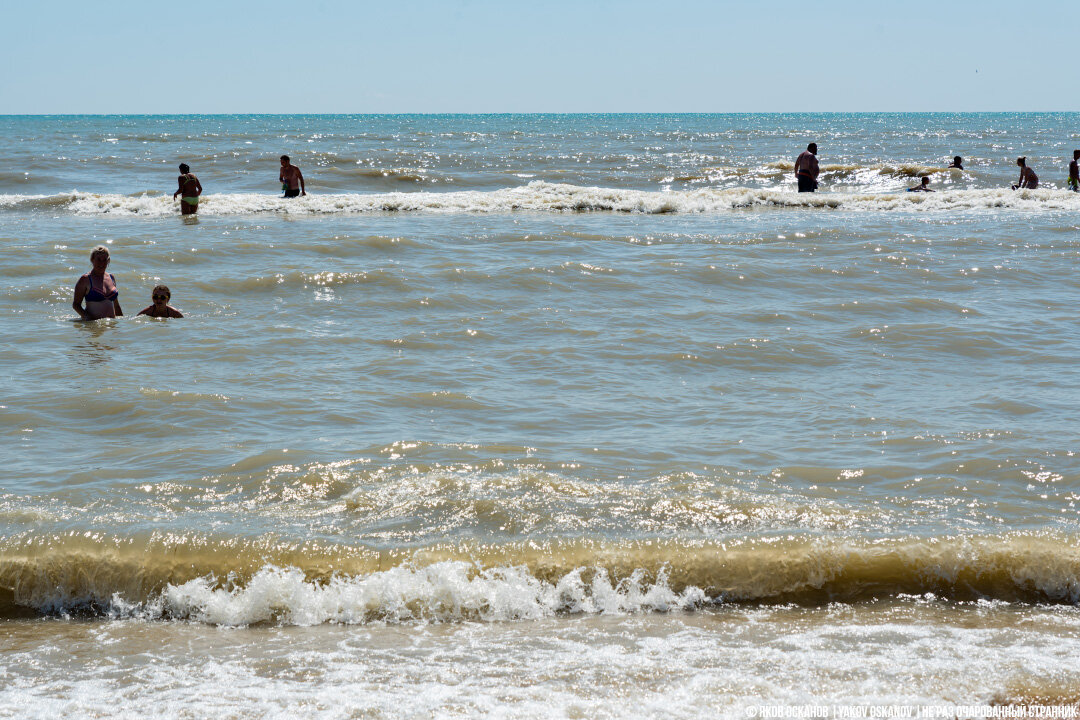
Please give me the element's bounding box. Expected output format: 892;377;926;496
279;155;306;198
794;143;819;192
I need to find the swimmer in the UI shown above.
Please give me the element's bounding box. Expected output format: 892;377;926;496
137;285;184;318
1069;150;1079;192
794;143;819;193
174;163;202;214
907;176;934;192
279;155;306;198
1011;157;1039;190
948;156;963;170
72;245;123;320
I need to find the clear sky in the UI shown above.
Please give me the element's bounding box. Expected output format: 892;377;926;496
4;0;1079;113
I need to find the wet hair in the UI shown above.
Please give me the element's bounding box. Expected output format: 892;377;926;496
953;156;962;164
1017;157;1026;166
1073;150;1080;157
90;245;110;260
922;176;930;184
807;143;817;151
280;155;290;163
179;163;190;173
152;284;171;299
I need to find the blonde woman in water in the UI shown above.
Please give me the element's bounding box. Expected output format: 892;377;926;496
72;245;123;320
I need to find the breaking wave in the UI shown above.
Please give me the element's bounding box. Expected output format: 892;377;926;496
2;182;1079;217
2;532;1079;624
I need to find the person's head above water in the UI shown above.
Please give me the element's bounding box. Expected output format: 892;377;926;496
921;176;930;187
1017;157;1026;167
1073;150;1080;160
179;163;190;174
151;285;171;304
807;143;817;154
90;245;110;267
280;155;290;165
953;156;962;165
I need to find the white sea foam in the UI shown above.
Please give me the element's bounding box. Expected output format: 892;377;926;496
109;562;706;626
3;183;1080;217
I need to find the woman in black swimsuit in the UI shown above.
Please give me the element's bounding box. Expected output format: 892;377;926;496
72;245;123;320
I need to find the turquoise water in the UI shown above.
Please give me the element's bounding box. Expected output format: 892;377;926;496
2;114;1080;717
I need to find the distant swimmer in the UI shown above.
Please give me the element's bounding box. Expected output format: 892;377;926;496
794;143;819;193
1011;157;1038;190
137;284;183;318
948;156;963;170
1069;150;1079;192
72;245;123;320
174;163;202;215
279;155;306;198
907;177;934;192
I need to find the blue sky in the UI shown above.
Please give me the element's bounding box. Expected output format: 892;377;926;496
4;0;1079;113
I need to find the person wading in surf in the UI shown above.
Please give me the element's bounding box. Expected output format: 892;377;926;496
908;176;934;192
1068;150;1079;192
794;143;819;193
948;156;963;170
1011;157;1039;190
279;155;306;198
174;163;202;214
72;245;123;320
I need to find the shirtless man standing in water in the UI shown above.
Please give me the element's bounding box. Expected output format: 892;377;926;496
279;155;306;198
1069;150;1079;192
173;163;202;214
794;143;819;192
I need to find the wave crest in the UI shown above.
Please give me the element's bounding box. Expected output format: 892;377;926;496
3;183;1080;216
3;533;1080;623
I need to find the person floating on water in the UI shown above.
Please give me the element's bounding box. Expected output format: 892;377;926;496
948;156;963;170
72;245;123;320
137;285;184;318
174;163;202;214
279;155;306;198
1011;157;1038;190
794;143;819;193
1069;150;1079;192
908;176;934;192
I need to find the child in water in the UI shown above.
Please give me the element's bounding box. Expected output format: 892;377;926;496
137;285;184;318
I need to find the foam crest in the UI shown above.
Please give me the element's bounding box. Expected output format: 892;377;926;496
4;533;1080;622
4;183;1080;217
126;562;705;626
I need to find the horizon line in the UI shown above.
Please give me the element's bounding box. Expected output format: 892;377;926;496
3;110;1080;118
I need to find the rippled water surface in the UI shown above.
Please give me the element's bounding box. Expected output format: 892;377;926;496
2;114;1080;717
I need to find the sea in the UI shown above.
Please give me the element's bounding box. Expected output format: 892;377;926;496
2;113;1080;718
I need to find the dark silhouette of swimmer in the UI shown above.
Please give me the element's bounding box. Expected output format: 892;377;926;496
948;156;963;170
794;143;819;192
1012;157;1038;190
174;163;202;214
279;155;306;198
907;176;934;192
1069;150;1079;192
